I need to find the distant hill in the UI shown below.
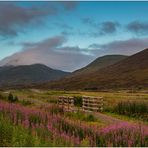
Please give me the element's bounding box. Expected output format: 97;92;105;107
40;48;148;90
0;64;70;88
73;55;128;75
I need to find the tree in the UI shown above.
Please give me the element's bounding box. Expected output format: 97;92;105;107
8;93;13;102
8;93;18;103
14;96;18;102
74;96;83;107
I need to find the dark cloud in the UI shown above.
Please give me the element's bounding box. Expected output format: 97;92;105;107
99;21;120;35
82;17;97;28
0;36;93;72
127;21;148;35
54;22;73;30
60;1;78;10
22;36;67;49
89;38;148;56
61;31;75;36
82;18;120;37
0;2;57;37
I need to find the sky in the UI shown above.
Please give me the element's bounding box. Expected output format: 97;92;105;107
0;1;148;72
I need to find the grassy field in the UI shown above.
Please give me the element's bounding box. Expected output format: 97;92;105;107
2;89;148;109
0;89;148;146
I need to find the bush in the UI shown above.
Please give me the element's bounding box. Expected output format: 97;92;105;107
85;114;96;122
8;93;18;103
13;96;18;102
74;96;83;107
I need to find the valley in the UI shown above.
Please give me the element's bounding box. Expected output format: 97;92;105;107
0;89;148;146
0;1;148;146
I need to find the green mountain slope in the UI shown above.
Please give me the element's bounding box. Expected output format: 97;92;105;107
40;48;148;90
0;64;70;88
73;55;128;75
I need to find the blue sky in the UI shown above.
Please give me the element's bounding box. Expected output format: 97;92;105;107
0;1;148;71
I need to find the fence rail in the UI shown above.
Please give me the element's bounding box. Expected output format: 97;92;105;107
58;96;103;112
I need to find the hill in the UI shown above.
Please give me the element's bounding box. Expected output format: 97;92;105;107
0;64;69;88
40;48;148;90
73;55;127;75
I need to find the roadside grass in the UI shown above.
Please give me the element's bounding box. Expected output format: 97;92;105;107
105;112;148;125
105;100;148;122
65;111;104;125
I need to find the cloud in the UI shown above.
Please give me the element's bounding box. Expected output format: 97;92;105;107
61;31;75;36
1;36;148;72
0;2;57;37
0;36;93;72
54;22;73;31
60;1;78;10
99;21;120;35
82;18;120;37
22;36;67;49
82;17;97;28
127;21;148;35
89;38;148;56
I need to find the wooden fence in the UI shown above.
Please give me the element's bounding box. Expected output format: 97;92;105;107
58;96;74;111
82;96;103;112
58;96;103;112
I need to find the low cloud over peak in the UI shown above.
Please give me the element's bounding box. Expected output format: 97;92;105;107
89;38;148;56
1;36;148;72
0;36;93;72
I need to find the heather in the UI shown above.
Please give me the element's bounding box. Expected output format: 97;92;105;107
0;100;148;146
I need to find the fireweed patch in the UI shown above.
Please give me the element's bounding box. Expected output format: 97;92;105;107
0;101;148;146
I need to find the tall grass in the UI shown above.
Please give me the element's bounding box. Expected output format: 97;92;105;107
0;116;37;146
114;101;148;121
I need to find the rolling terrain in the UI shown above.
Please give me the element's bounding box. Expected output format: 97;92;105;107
40;48;148;90
0;64;69;88
73;55;128;75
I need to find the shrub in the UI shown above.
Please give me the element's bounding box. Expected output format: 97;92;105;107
13;96;18;102
8;93;18;103
74;96;83;107
8;93;13;102
85;114;96;122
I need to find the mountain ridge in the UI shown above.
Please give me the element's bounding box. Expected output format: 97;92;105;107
0;63;70;88
39;48;148;90
73;55;128;75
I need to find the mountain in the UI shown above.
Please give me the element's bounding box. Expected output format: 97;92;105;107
0;64;70;88
73;55;128;75
40;48;148;90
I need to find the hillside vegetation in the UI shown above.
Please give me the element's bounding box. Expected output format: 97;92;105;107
0;64;69;88
41;48;148;90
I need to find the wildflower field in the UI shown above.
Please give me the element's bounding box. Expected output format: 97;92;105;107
0;89;148;147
